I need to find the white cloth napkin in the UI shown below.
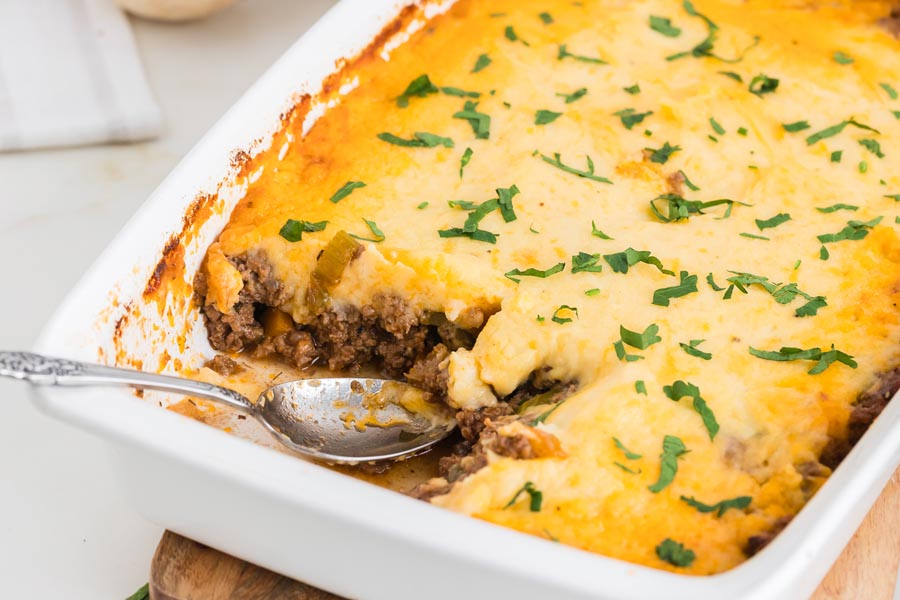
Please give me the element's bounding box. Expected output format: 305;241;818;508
0;0;162;152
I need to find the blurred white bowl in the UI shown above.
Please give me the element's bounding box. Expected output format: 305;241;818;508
115;0;236;22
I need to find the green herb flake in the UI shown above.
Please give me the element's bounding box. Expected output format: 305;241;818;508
126;583;150;600
396;74;438;107
737;127;748;136
453;101;491;139
831;150;843;163
349;218;385;243
817;216;882;244
585;288;601;296
832;51;854;65
652;271;699;307
649;15;682;37
614;108;654;130
536;315;545;322
755;212;791;231
504;25;530;46
278;219;328;242
504;481;543;511
666;1;759;64
740;232;770;240
635;381;648;396
539;11;553;24
604;248;673;275
620;323;662;350
472;54;491;73
614;462;642;474
680;495;751;517
529;223;540;234
532;401;565;425
535;109;563;125
417;201;429;210
613;339;644;362
894;110;900;120
859;139;885;159
793;259;802;270
680;339;712;360
706;273;725;291
541;152;613;183
806;118;879;146
709;117;726;135
329;180;366;204
645;142;681;164
591;220;613;239
662;380;719;440
816;203;858;213
782;121;811;133
748;345;857;374
505;262;566;283
887;194;900;201
679;170;701;191
438;227;498;244
880;82;899;100
557;87;588;104
648;435;689;493
571;252;603;274
551;305;579;324
624;84;641;95
557;44;606;64
377;131;454;148
459;147;473;179
614;436;643;459
749;74;779;97
649;194;745;223
819;245;830;260
720;71;743;83
656;538;696;568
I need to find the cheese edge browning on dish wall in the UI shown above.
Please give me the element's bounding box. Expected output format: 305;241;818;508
194;0;900;575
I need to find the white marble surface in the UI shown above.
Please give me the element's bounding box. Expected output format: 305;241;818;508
0;1;335;597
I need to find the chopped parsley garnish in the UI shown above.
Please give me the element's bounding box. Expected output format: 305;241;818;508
552;305;579;324
720;71;743;83
680;495;751;517
529;223;540;234
739;232;769;240
755;212;791;231
614;108;654;130
880;82;899;100
615;462;642;474
887;194;900;201
782;121;810;133
819;245;830;260
635;381;648;395
532;401;565;425
722;271;827;316
831;150;843;163
709;117;725;135
349;219;385;242
832;51;854;65
557;87;588;103
540;152;613;183
440;86;481;98
624;84;641;95
614;340;643;362
539;11;553;24
585;288;601;296
666;0;759;64
417;201;429;209
656;539;696;567
472;53;491;73
278;219;327;242
453;101;491;139
438;228;497;243
679;170;701;191
571;252;603;273
680;339;712;360
377;131;453;148
737;127;748;136
649;194;744;222
396;74;438;107
859;139;885;158
504;25;529;46
504;481;542;511
645;142;681;164
859;160;868;173
663;380;719;439
894;110;900;120
748;345;858;374
535;109;563;125
649;15;681;37
748;74;779;97
557;44;607;64
591;221;613;239
817;216;882;244
614;437;643;459
329;180;366;204
504;262;566;283
806;119;879;145
706;273;725;291
816;203;858;213
459;147;473;178
620;323;662;350
604;248;673;275
652;271;698;307
648;435;689;493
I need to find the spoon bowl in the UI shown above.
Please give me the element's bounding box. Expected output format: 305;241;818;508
0;351;457;463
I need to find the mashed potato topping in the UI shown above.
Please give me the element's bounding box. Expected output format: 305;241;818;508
202;0;900;574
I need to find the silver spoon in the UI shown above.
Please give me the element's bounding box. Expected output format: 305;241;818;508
0;351;456;464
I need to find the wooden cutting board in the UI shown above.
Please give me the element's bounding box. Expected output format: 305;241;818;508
148;466;900;600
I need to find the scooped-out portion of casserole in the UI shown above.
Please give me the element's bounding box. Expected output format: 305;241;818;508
194;0;900;575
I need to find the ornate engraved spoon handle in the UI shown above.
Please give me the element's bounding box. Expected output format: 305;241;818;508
0;351;253;411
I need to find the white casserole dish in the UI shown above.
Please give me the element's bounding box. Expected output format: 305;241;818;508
33;0;900;597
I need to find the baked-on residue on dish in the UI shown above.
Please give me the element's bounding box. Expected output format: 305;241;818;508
194;0;900;575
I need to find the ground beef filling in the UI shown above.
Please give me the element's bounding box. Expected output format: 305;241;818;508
196;250;476;401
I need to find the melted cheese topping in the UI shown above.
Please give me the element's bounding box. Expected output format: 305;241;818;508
202;0;900;574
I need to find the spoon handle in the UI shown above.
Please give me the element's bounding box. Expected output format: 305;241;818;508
0;351;253;411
